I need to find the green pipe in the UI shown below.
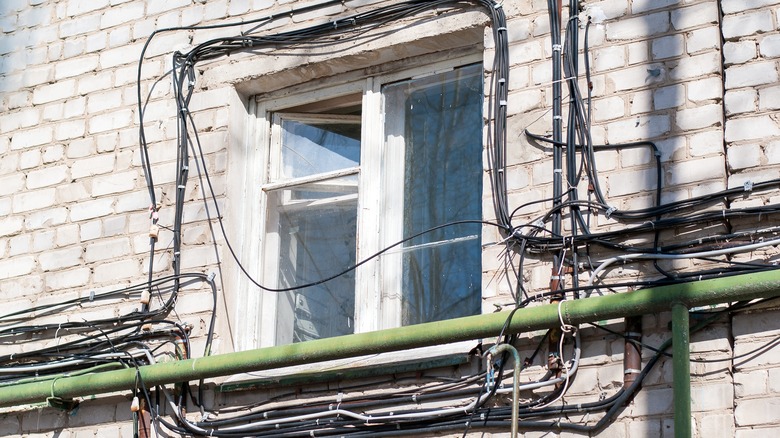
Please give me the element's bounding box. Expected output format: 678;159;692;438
672;303;691;438
1;269;780;408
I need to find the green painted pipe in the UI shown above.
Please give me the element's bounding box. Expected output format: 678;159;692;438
2;269;780;408
672;303;691;438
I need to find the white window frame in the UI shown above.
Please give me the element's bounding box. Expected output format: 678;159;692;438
237;53;485;351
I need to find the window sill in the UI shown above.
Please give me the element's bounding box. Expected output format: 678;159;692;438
217;341;478;393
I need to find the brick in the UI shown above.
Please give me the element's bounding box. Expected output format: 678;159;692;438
593;96;625;121
0;174;25;196
726;116;780;142
652;34;684;59
700;414;735;438
108;26;131;47
0;216;23;237
10;126;53;150
84;237;131;262
726;62;778;89
87;89;123;113
80;219;101;241
98;44;142;69
508;40;543;65
734;369;768;397
592;45;625;72
724;41;757;65
721;0;780;14
607;114;670;143
608;63;666;91
725;89;758;115
669;51;720;81
632;0;679;14
56;224;80;247
100;2;145;29
736;428;780;438
686;26;720;54
654;84;684;110
692;382;734;412
675;104;722;131
606;168;657;196
91;170;137;196
54;119;86;141
12;188;56;213
759;34;780;58
19;149;41;170
688;77;722;103
69;198;113;221
78;72;113;95
25;207;68;230
26;165;68;189
85;32;107;53
71;154;115;179
606;12;669;41
735;397;780;426
94;258;139;282
59;13;100;38
722;10;774;39
45;267;90;291
147;0;189;15
88;109;133;134
39;246;83;271
672;2;720;30
67;0;110;16
8;235;30;257
54;54;99;80
760;86;780;110
0;256;35;280
668;155;725;185
32;80;76;104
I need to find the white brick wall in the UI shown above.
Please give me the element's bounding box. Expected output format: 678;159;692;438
1;0;780;436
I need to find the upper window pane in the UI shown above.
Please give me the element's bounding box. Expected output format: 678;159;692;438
279;117;361;180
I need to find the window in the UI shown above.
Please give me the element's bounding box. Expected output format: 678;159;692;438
257;60;484;346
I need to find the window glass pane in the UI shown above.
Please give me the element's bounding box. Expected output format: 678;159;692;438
270;181;357;344
384;64;483;325
280;120;360;179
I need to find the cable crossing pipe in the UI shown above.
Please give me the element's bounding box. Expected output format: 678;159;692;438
1;269;780;408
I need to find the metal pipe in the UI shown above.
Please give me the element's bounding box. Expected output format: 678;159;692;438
1;269;780;408
487;343;521;438
672;303;691;438
623;316;642;388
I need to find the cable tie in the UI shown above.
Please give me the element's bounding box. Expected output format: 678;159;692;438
550;275;561;280
553;115;563;120
553;168;563;173
552;44;562;52
336;392;343;403
89;290;95;301
498;78;506;84
183;165;189;171
207;272;216;282
743;180;753;192
499;100;507;106
496;27;507;32
174;251;181;256
605;206;617;219
624;368;641;375
177;185;186;189
493;1;503;9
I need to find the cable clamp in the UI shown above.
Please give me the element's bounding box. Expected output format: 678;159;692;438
605;206;617;219
89;290;95;302
553;168;563;174
532;219;545;229
207;272;216;282
496;27;507;32
550;275;562;280
743;180;753;192
624;368;641;375
493;1;503;9
552;44;562;52
499;100;507;106
553;115;563;120
498;78;506;84
177;185;186;189
149;224;160;239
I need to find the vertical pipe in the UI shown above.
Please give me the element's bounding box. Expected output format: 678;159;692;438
488;343;521;438
623;316;642;388
672;303;691;438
